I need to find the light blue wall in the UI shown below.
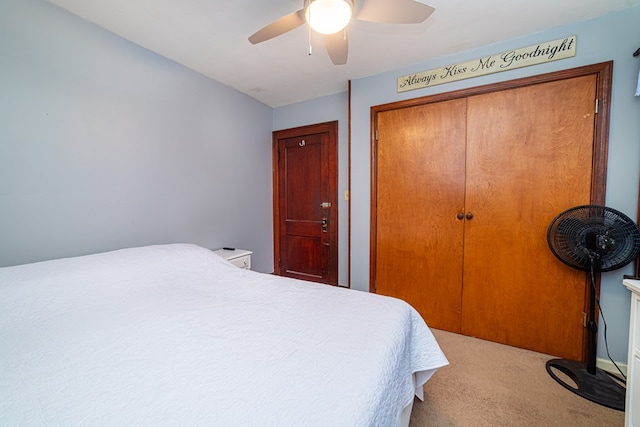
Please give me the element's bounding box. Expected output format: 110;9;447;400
0;0;275;272
273;92;350;286
348;7;640;363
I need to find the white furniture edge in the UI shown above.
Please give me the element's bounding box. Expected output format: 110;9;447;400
624;278;640;427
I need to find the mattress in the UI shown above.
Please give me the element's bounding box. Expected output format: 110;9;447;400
0;244;447;426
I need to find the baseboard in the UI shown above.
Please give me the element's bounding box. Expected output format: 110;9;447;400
597;357;627;377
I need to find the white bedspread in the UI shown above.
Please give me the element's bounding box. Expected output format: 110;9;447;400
0;244;447;426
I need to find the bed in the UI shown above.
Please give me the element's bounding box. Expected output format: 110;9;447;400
0;244;447;426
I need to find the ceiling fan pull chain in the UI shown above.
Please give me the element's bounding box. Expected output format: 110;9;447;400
308;14;313;56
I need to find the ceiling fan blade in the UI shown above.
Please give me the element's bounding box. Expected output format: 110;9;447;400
248;9;305;44
325;31;348;65
355;0;435;24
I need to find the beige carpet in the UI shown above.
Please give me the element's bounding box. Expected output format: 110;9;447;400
410;329;625;426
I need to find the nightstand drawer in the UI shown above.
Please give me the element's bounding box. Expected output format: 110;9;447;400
228;254;251;269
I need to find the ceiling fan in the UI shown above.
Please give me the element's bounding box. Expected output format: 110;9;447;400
248;0;435;65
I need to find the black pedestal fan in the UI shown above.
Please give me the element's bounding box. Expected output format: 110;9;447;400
546;205;640;411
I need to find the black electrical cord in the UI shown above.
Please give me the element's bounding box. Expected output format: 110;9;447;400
591;267;627;383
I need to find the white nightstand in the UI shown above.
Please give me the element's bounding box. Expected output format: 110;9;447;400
213;248;252;270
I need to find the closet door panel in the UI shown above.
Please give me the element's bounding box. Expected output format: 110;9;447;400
461;75;597;359
375;99;467;332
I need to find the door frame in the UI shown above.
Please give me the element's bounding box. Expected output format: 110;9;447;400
369;61;613;359
272;121;339;284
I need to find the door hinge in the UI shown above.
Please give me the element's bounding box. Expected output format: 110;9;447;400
375;129;379;141
595;98;599;114
583;312;587;327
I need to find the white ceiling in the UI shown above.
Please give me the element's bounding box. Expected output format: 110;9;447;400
47;0;640;107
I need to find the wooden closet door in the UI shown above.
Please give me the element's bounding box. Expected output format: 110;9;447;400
461;75;597;360
374;99;467;332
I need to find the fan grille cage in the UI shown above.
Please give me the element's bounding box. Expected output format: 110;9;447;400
547;205;640;272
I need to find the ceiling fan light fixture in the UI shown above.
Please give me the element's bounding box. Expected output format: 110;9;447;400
304;0;353;35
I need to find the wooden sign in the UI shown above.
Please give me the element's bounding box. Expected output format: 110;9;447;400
397;36;576;93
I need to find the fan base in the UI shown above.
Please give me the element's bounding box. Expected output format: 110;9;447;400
546;358;625;411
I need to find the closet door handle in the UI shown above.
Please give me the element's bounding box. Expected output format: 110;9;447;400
456;213;464;220
466;212;474;220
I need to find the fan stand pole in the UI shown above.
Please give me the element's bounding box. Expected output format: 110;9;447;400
545;261;626;411
586;263;597;375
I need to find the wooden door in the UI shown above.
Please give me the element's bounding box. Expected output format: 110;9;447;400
273;121;338;285
371;63;611;360
374;99;467;331
461;75;597;360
